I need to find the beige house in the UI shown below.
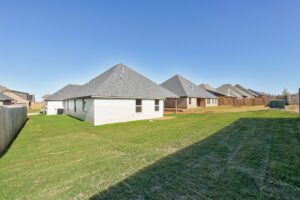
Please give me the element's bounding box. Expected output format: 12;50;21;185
0;85;33;108
161;75;218;109
0;93;12;105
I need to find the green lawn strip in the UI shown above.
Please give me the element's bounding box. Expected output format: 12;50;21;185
0;111;299;200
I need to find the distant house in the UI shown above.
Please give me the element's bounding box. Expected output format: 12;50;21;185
161;75;218;109
0;85;34;108
234;84;256;98
199;84;227;97
217;84;252;98
0;93;12;105
248;89;265;97
286;93;299;105
46;64;177;126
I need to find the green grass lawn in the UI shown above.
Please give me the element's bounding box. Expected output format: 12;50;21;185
0;111;299;199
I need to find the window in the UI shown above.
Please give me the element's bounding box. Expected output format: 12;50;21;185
189;97;192;104
83;99;87;112
74;99;77;112
207;99;210;104
67;100;69;111
136;99;142;113
155;100;159;111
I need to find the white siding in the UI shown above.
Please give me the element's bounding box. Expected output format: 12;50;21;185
65;98;94;124
93;99;164;126
187;97;197;108
206;98;218;107
46;101;64;115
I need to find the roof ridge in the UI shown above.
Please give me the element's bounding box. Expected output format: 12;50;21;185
233;85;251;97
176;75;199;96
173;75;189;96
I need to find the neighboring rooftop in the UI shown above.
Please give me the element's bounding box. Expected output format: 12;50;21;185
216;84;245;98
248;89;264;97
161;75;217;98
46;84;81;101
46;64;178;101
234;84;256;98
199;83;227;96
0;85;8;93
0;93;13;101
0;85;34;102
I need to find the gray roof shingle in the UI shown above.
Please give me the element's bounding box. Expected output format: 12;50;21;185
161;75;217;98
234;84;256;97
248;89;264;96
47;64;178;101
46;84;81;101
199;83;227;96
0;93;13;101
217;84;253;98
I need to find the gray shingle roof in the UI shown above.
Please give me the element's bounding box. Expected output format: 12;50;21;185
47;64;178;101
46;84;81;101
161;75;217;98
248;89;264;97
199;83;227;96
0;93;13;101
217;84;254;98
234;84;256;97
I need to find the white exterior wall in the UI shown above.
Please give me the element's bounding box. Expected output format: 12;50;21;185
93;99;164;126
187;97;197;108
46;101;64;115
206;98;218;107
64;98;94;124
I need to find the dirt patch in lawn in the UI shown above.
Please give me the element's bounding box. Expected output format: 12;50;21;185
152;116;176;121
165;105;268;114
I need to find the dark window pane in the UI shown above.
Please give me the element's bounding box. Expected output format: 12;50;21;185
136;106;142;112
136;99;142;105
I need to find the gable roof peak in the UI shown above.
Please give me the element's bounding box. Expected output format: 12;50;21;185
161;75;216;98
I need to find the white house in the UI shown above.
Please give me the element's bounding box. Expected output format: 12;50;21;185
161;75;218;109
45;64;178;126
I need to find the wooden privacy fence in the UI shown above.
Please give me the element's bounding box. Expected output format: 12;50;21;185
218;97;269;106
0;105;27;155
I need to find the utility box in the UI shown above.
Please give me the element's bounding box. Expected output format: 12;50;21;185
267;99;285;109
57;109;64;115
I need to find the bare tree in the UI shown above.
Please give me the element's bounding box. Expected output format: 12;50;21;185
282;88;289;96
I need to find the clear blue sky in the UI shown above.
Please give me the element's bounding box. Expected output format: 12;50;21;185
1;0;299;101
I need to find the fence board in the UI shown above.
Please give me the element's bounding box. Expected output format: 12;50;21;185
218;97;270;106
0;105;27;154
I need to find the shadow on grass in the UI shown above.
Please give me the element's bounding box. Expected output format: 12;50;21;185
0;118;28;158
90;117;299;200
